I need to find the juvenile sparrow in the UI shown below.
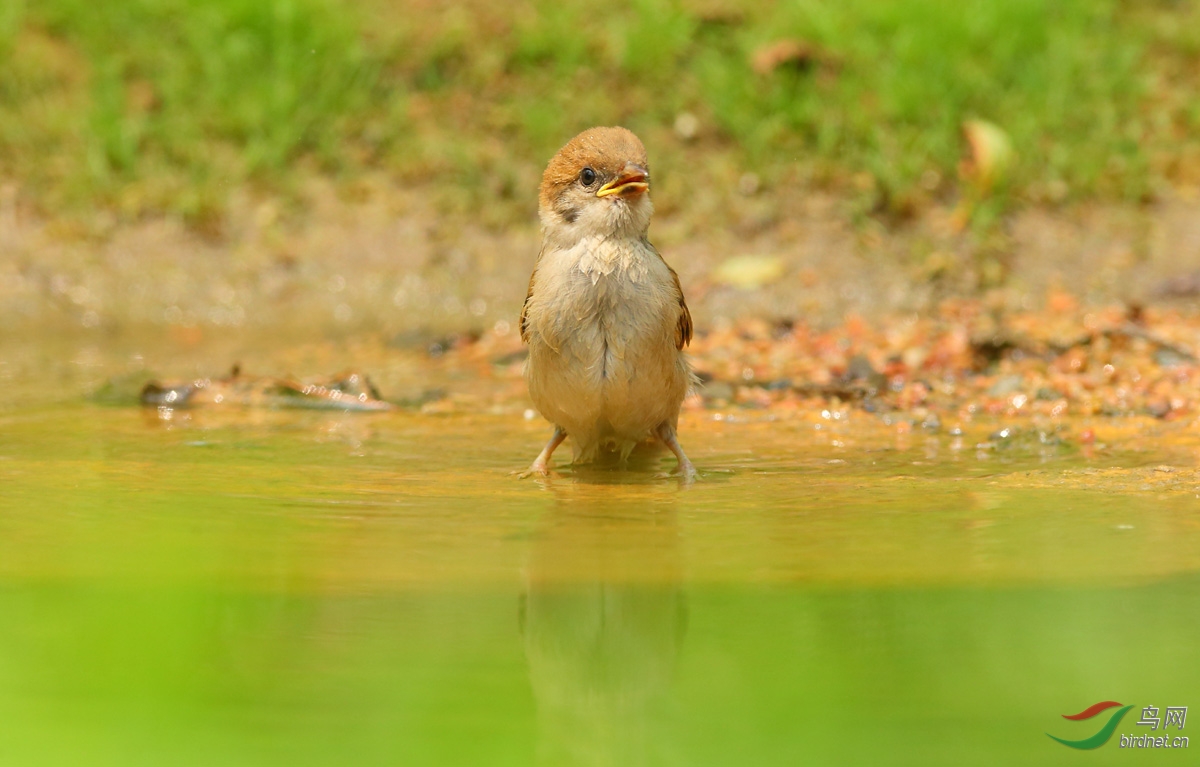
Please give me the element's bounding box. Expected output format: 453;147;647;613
519;126;696;478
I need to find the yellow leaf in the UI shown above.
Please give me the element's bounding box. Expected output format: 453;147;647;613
711;255;786;289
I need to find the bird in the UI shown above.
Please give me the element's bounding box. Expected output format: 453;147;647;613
519;126;696;479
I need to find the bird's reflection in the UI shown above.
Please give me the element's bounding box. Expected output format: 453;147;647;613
520;491;686;767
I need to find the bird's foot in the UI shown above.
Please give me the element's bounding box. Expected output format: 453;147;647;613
673;461;699;484
517;427;567;479
516;461;556;479
655;461;697;483
654;424;698;484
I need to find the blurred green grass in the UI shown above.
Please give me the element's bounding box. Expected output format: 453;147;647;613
0;0;1197;231
0;0;398;231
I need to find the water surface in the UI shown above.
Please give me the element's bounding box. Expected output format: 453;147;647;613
1;339;1197;766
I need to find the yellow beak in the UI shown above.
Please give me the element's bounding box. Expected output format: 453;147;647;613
595;164;650;198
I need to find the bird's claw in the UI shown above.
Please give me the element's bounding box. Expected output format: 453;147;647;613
654;464;698;483
516;464;556;480
674;463;699;484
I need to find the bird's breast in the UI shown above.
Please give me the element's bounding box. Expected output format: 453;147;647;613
530;237;675;362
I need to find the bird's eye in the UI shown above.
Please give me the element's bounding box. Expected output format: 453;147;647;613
579;167;597;187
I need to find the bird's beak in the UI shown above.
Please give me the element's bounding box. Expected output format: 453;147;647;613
595;164;650;198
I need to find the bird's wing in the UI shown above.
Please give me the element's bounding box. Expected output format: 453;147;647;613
651;243;692;350
671;265;693;350
519;245;543;344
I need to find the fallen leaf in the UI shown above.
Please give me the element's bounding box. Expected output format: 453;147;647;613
960;119;1015;191
751;39;819;76
711;255;786;289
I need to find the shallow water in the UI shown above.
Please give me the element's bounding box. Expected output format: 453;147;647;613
1;337;1199;766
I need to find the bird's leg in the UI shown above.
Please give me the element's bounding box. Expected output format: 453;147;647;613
520;426;567;478
656;423;697;481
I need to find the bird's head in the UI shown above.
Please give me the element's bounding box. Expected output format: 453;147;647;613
538;126;653;247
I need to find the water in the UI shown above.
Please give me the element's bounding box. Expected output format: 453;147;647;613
1;341;1198;765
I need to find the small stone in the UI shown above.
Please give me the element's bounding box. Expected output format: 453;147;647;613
1154;348;1192;367
702;380;735;402
845;354;877;381
987;374;1023;397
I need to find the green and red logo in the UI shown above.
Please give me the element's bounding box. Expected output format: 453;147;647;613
1048;701;1134;749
